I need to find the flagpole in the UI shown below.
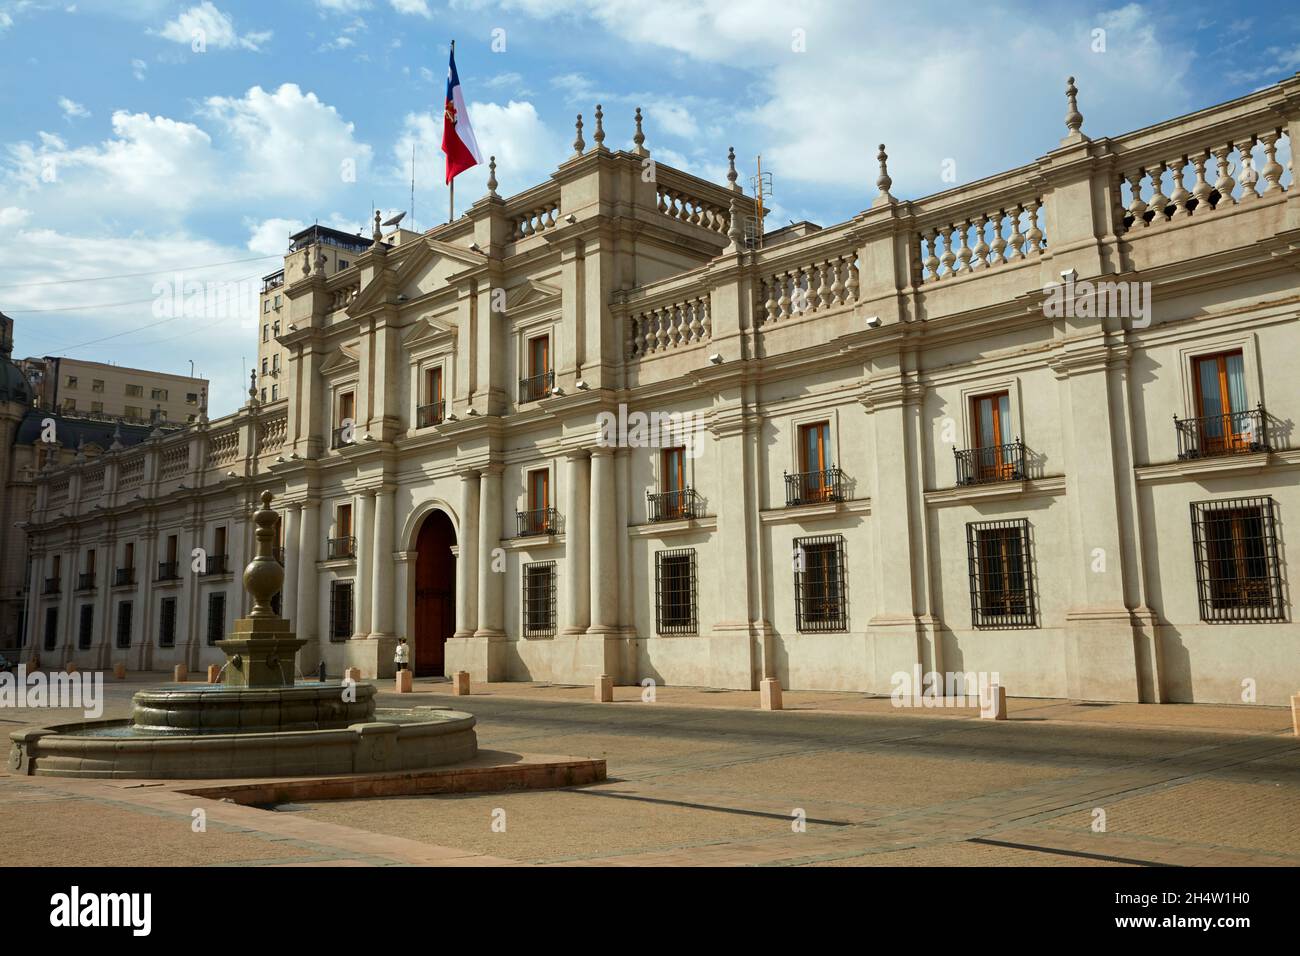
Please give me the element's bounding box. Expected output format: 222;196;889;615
449;178;454;223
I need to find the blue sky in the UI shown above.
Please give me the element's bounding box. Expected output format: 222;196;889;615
2;0;1298;414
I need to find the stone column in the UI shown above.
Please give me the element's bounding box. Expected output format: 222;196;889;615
562;450;591;634
281;503;300;626
587;448;617;634
353;489;374;639
296;500;321;667
454;471;480;638
475;464;504;636
370;485;396;637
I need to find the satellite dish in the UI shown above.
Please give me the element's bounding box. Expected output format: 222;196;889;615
382;211;406;228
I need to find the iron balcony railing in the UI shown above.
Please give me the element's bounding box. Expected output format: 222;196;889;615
330;425;352;449
327;536;356;560
516;507;558;537
784;467;846;506
1175;405;1269;460
114;568;134;587
417;401;445;428
204;554;228;575
156;561;180;581
43;577;61;595
955;439;1026;486
518;369;554;404
76;573;95;591
647;487;703;522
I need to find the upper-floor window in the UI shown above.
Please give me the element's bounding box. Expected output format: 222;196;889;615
91;401;103;413
795;421;835;502
337;503;353;540
186;392;198;404
263;323;270;341
261;388;267;402
273;294;282;309
970;391;1018;482
337;260;349;271
1192;350;1251;454
271;385;279;401
261;358;268;375
272;354;280;372
126;383;143;397
92;379;104;392
66;375;77;388
152;388;168;401
273;320;280;337
520;334;553;402
62;397;76;411
125;405;143;418
263;300;271;314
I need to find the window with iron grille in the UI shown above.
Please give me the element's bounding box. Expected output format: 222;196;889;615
655;548;697;635
794;535;847;632
78;605;94;650
1190;497;1285;622
522;561;556;636
329;580;354;642
207;593;226;646
43;607;58;651
116;601;133;648
966;519;1036;628
158;597;178;647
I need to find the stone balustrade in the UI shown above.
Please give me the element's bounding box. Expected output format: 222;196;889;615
758;243;861;323
628;292;713;357
655;184;731;235
914;196;1047;284
329;281;360;312
511;198;561;240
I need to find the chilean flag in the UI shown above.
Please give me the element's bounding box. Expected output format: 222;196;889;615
441;42;482;184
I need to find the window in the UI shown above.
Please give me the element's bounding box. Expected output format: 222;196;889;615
790;421;840;504
520;334;553;402
261;358;268;375
207;593;226;646
966;519;1036;628
116;601;133;648
62;398;76;411
661;446;686;515
91;401;103;413
330;503;355;559
186;392;198;405
271;385;278;401
329;580;354;641
794;535;848;632
337;503;353;538
124;542;134;568
426;365;443;404
92;379;104;392
334;390;356;447
337;260;348;271
66;375;78;388
522;561;557;636
125;405;143;418
272;354;280;372
78;605;94;650
655;548;697;635
158;597;177;647
273;294;282;309
1192;350;1252;455
520;468;552;535
263;324;270;342
1190;497;1284;622
151;388;168;401
43;607;59;651
272;321;280;337
126;383;143;397
264;300;271;314
261;388;267;402
970;391;1018;482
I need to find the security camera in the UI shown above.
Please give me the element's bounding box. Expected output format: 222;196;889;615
550;385;564;396
708;353;723;365
865;315;882;328
575;379;589;390
469;242;483;253
1060;268;1077;282
564;214;577;224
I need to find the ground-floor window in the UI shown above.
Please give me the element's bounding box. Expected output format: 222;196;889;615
655;548;697;635
330;580;353;641
158;597;177;647
116;601;133;648
207;592;226;646
43;606;58;651
794;534;848;632
523;561;556;636
1190;496;1284;622
966;518;1036;628
78;605;94;650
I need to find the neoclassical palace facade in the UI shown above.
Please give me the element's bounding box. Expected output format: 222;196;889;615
17;76;1300;705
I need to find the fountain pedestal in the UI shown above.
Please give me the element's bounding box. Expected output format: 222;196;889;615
216;617;307;688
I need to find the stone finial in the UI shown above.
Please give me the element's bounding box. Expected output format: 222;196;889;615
109;421;123;452
75;437;86;462
593;104;605;148
486;155;499;198
248;368;257;402
873;143;895;206
632;107;648;157
314;245;327;274
244;490;285;619
725;197;743;252
301;247;312;277
1064;76;1085;137
727;146;739;191
371;209;383;246
572;113;585;157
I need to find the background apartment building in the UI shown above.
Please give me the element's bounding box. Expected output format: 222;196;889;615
21;355;208;424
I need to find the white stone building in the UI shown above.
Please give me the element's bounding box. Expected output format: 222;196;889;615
18;78;1300;705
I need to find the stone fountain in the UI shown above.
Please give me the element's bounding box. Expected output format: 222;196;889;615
9;492;477;779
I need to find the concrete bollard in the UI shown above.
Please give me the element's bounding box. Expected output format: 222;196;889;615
64;662;77;674
982;683;1008;720
395;670;413;693
452;670;471;695
207;664;221;684
343;667;362;683
173;664;187;683
113;662;126;680
1291;693;1300;737
596;675;613;703
760;677;783;711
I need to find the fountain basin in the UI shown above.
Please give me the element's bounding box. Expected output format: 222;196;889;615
129;681;377;735
8;706;477;779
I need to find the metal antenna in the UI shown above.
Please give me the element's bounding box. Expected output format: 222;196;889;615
749;156;773;250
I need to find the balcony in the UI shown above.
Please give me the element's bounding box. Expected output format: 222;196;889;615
114;568;134;587
516;507;558;537
76;573;96;592
417;401;445;428
204;554;229;575
518;369;554;404
156;561;180;582
784;468;846;507
261;271;285;293
330;425;352;449
43;577;60;595
327;536;356;560
647;487;703;522
1175;406;1269;460
955;440;1026;486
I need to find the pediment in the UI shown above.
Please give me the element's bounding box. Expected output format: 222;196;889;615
503;278;562;314
319;344;360;374
348;236;488;314
401;316;457;349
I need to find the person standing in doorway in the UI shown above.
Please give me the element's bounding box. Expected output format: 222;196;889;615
394;638;410;673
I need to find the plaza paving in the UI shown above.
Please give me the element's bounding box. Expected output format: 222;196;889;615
1;675;1297;866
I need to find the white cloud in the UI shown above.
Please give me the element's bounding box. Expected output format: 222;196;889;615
316;0;370;11
58;97;90;120
155;2;271;52
318;35;355;51
390;0;430;16
0;206;31;228
131;58;148;80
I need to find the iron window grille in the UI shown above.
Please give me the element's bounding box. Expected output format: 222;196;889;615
655;548;698;635
955;439;1026;485
794;534;848;632
204;554;228;575
114;568;134;587
1190;497;1285;622
156;561;179;581
1175;405;1269;460
522;561;557;636
329;580;354;642
116;601;132;648
516;507;558;537
327;536;356;560
966;519;1037;628
417;401;445;428
647;488;703;522
158;597;178;648
77;573;96;591
207;593;226;646
518;369;554;404
78;605;94;650
784;468;846;506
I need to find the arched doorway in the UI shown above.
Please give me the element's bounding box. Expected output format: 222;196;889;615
414;510;456;676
